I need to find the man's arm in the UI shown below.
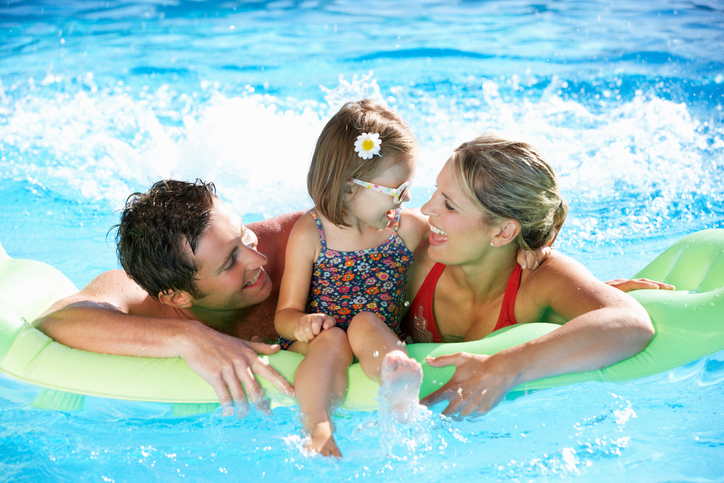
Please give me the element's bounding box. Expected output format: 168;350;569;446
34;269;180;353
34;269;294;408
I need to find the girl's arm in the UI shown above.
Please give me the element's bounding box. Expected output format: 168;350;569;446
273;213;336;343
422;252;655;416
397;208;431;252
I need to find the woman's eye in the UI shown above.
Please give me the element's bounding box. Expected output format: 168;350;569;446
444;200;455;211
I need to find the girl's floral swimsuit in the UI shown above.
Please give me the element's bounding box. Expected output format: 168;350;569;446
279;208;414;350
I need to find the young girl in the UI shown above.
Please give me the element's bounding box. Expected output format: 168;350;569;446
274;100;430;457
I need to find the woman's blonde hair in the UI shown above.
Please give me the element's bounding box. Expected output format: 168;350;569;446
307;99;417;227
450;133;568;250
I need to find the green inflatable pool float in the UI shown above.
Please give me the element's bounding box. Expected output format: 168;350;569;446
1;229;723;415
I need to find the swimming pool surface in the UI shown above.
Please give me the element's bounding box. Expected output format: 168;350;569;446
1;0;723;480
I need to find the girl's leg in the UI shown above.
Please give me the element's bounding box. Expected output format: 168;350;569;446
291;327;353;457
347;312;422;415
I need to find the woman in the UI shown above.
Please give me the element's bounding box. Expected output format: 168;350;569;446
401;133;657;417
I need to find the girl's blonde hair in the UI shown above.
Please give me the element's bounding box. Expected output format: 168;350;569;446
450;133;568;250
308;99;417;227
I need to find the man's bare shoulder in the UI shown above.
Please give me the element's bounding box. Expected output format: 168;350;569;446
43;269;172;318
248;211;305;239
249;211;306;290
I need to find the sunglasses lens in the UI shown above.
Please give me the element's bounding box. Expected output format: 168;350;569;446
395;182;411;204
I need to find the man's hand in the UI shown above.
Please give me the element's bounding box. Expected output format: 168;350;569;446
293;313;336;343
179;323;295;412
517;245;551;270
421;352;516;418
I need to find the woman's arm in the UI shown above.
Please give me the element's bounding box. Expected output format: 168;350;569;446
606;278;675;292
273;213;336;343
422;252;655;416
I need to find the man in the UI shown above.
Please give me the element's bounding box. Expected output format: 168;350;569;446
35;179;302;410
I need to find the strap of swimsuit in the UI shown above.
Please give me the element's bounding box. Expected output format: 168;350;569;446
308;209;327;251
494;264;523;331
392;208;402;233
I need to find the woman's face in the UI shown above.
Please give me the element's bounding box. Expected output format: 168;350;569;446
421;159;498;266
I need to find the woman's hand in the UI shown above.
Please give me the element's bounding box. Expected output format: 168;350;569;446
606;278;675;292
293;313;337;343
421;352;517;417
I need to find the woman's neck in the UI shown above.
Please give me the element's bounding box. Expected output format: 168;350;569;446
446;245;519;303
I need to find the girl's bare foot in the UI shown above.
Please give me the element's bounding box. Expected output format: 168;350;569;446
379;350;423;418
305;421;342;458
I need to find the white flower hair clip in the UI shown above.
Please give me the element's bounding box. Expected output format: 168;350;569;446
354;133;382;159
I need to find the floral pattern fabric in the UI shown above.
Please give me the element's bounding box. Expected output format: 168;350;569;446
279;208;414;350
305;209;414;334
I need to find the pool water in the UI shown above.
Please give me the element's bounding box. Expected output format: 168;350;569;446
1;0;723;480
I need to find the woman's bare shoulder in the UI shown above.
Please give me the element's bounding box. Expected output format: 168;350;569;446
520;251;638;322
527;250;587;276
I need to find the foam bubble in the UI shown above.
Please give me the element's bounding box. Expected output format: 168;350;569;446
1;74;721;242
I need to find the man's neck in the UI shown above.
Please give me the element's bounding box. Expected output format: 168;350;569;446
178;299;278;343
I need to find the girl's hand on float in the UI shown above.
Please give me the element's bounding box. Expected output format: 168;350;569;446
293;313;337;343
421;352;516;417
605;278;675;292
517;245;551;270
178;321;295;413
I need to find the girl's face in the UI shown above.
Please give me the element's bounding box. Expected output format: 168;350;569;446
421;159;497;265
346;151;416;229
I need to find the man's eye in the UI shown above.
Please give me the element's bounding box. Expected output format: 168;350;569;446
226;251;237;270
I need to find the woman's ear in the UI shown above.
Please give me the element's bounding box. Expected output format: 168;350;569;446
491;220;521;247
158;290;193;309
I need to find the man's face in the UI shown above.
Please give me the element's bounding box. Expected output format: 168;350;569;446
185;199;272;312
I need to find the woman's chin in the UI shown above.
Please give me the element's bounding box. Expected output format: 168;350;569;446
427;237;450;263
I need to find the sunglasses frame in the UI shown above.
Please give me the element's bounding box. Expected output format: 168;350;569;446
349;178;412;204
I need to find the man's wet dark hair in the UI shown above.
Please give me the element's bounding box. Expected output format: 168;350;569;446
114;179;217;299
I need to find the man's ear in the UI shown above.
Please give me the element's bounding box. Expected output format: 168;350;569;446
158;290;193;309
491;220;521;247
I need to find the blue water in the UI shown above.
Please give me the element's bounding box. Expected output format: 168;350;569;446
1;0;723;480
